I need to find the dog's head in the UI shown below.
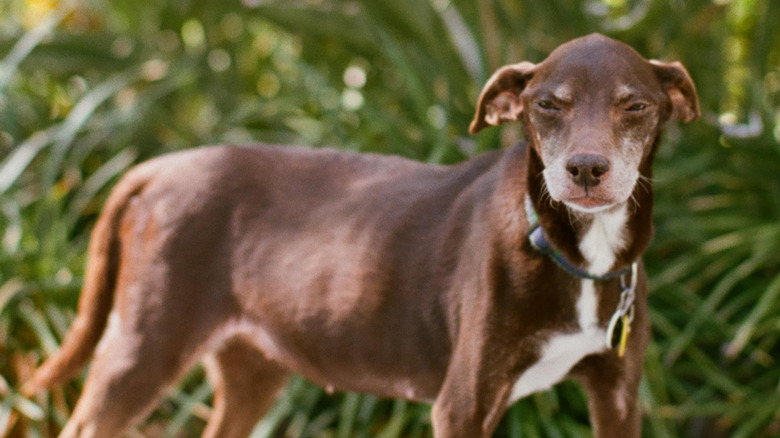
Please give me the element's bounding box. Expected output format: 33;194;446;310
470;34;699;213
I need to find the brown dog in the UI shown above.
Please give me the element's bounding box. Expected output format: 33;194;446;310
26;34;699;437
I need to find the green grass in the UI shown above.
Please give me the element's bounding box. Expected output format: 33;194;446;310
2;0;780;436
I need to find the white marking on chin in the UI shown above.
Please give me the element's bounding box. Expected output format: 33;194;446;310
563;201;614;214
579;205;628;276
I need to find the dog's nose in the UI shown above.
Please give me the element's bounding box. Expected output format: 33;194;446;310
565;154;610;187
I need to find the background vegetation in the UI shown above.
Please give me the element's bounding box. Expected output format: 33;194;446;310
1;0;779;436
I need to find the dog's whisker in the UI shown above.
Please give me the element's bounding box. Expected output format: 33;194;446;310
629;193;640;209
566;208;577;226
636;175;654;194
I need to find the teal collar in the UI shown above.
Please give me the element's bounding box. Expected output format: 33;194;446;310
524;197;631;281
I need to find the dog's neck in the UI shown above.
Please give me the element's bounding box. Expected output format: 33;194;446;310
525;142;656;275
525;198;631;279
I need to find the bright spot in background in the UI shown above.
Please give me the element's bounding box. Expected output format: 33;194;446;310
427;105;447;129
111;37;134;58
341;89;364;111
341;63;367;111
56;268;73;285
142;59;169;81
343;65;367;89
256;72;280;98
181;19;206;51
208;49;232;72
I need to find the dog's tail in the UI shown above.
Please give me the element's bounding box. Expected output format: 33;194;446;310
22;163;156;396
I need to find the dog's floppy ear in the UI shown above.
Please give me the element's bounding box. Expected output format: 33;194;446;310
469;62;536;134
650;60;700;123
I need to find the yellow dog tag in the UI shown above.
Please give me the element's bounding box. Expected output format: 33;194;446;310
617;314;631;358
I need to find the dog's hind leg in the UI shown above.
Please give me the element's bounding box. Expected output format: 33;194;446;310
57;317;209;438
202;337;290;438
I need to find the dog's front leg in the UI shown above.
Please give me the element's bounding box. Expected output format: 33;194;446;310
575;282;650;438
575;349;646;438
431;348;513;438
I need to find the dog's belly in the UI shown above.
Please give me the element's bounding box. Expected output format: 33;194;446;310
210;316;445;402
509;328;606;403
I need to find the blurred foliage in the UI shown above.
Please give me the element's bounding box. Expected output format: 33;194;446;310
1;0;779;437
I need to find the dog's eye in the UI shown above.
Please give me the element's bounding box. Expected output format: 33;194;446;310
537;100;560;111
626;103;647;112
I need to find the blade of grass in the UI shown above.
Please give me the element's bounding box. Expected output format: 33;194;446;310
43;70;140;188
0;128;54;195
337;392;361;438
17;300;59;355
65;147;138;229
725;272;780;358
377;399;407;438
665;248;769;365
730;396;780;438
0;2;73;91
163;379;213;438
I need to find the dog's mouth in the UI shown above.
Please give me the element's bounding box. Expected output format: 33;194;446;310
542;162;639;214
563;195;616;213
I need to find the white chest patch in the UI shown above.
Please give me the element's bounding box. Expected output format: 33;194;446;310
510;206;629;404
509;326;605;402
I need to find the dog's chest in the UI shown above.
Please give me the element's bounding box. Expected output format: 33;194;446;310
509;280;605;402
509;207;627;403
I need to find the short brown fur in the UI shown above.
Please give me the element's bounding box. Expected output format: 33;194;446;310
27;34;699;438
